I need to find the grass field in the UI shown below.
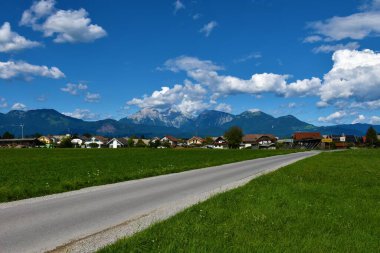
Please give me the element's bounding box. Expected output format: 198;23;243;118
0;148;299;202
99;149;380;253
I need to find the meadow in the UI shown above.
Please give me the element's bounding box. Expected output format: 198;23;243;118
99;149;380;253
0;148;299;202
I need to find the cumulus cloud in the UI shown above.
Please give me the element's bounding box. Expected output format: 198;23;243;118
164;56;321;99
127;84;208;117
0;22;41;52
11;103;27;110
352;114;366;124
85;92;101;103
318;111;347;124
312;42;360;54
0;60;64;80
20;0;106;43
319;49;380;103
173;0;185;13
370;115;380;124
63;109;98;120
0;97;8;108
200;21;218;37
61;83;88;95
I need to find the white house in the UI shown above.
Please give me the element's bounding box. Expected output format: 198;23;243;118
84;137;104;148
107;138;128;148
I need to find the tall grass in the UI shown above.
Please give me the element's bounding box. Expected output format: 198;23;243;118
0;148;298;202
99;149;380;253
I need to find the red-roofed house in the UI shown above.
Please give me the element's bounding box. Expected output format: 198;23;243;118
242;134;277;149
161;135;179;147
293;132;322;149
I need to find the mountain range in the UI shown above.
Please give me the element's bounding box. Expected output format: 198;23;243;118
0;108;379;138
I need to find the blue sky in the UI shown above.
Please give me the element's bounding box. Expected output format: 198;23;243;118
1;0;380;126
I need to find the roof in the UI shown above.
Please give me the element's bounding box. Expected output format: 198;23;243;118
293;132;322;141
163;135;179;142
188;136;204;142
242;134;276;143
107;138;128;145
94;136;109;142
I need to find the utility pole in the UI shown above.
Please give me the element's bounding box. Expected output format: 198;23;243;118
20;124;24;139
11;124;24;139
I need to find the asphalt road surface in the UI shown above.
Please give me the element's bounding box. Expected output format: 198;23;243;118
0;151;319;253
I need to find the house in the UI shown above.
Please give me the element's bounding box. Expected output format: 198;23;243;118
213;136;228;149
0;138;43;148
293;132;322;149
84;137;105;148
38;136;53;144
277;139;294;149
187;136;205;146
107;138;128;148
242;134;277;149
161;135;179;147
71;136;89;148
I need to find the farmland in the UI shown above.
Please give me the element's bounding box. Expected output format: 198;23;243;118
0;148;299;202
99;149;380;253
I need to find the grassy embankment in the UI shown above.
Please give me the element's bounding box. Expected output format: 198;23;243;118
0;148;299;202
99;149;380;253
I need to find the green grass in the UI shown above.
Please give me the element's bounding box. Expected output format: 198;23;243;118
99;149;380;253
0;148;299;202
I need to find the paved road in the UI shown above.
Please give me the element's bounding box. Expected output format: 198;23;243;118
0;151;319;253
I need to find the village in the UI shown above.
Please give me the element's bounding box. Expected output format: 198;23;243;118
0;129;378;149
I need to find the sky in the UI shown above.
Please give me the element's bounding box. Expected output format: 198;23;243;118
1;0;380;126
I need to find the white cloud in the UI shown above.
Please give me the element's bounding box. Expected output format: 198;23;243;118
215;103;232;113
349;99;380;109
20;0;55;29
370;115;380;124
0;60;64;80
21;0;106;43
312;42;360;54
173;0;185;13
303;35;323;43
319;49;380;103
193;13;202;20
359;0;380;11
284;77;322;97
85;92;101;103
61;83;88;95
352;114;366;124
200;21;218;37
127;84;208;117
0;22;41;52
0;97;8;108
163;55;223;72
11;103;27;110
307;11;380;41
164;56;321;99
318;111;347;124
63;109;98;120
234;52;262;63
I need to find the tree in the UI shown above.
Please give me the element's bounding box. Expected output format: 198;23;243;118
149;139;161;148
224;126;243;149
204;137;214;145
83;133;92;138
127;138;135;148
162;140;171;148
366;126;378;147
2;131;14;139
135;139;147;148
58;137;73;148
